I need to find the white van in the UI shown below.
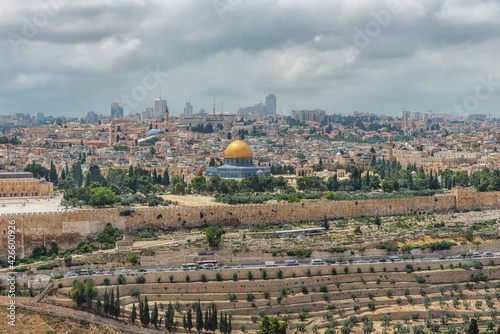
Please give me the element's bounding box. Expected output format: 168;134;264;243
311;259;325;265
265;261;278;267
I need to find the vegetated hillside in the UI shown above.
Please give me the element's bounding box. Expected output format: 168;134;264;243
46;257;500;333
0;305;129;334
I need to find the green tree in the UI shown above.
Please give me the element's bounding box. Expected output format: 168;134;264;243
49;160;58;185
191;176;207;194
151;302;159;329
84;279;98;309
196;301;204;331
130;303;137;323
204;226;224;247
89;187;115;207
257;316;288;334
71;280;86;307
173;181;186;195
468;318;479;334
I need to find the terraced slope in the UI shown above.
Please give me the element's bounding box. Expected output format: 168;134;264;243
46;258;500;333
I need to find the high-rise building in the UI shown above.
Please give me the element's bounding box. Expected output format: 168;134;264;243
141;108;153;122
36;111;45;123
111;103;123;119
265;94;277;114
155;98;167;118
86;111;98;124
237;103;266;116
291;109;326;122
184;101;193;116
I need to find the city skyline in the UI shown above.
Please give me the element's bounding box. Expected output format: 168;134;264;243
1;0;500;118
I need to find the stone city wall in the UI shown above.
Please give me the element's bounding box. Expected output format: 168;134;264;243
1;188;500;261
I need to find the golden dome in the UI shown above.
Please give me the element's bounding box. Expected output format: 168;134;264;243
224;140;253;159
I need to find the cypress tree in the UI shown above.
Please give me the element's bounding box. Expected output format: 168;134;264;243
468;318;479;334
196;301;203;331
165;302;174;330
152;169;158;184
151;302;158;329
144;296;150;326
115;287;120;318
109;288;115;316
49;160;58;185
187;308;193;331
131;303;137;324
212;303;217;331
103;289;109;314
204;307;209;331
139;298;145;325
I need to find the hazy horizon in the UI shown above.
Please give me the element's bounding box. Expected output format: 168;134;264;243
1;0;500;118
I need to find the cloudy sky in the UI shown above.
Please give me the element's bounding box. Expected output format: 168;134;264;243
1;0;500;118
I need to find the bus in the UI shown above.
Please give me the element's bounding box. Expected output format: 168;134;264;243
181;263;198;270
196;260;218;269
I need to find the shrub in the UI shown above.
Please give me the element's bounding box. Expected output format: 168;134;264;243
215;272;222;281
185;274;190;282
277;269;283;279
416;276;426;284
331;268;337;275
118;274;126;284
228;293;237;302
232;272;238;281
246;292;255;301
247;271;253;280
200;273;207;282
136;276;146;284
320;285;328;293
301;285;308;294
264;291;270;299
130;289;140;297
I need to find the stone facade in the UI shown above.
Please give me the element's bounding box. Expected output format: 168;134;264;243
1;188;499;261
0;172;53;198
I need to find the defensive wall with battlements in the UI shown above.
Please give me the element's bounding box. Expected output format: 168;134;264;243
1;188;499;261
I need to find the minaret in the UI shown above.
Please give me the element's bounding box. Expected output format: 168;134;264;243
129;146;136;167
388;136;395;163
109;119;117;146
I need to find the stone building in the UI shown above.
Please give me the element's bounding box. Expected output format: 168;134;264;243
0;172;53;198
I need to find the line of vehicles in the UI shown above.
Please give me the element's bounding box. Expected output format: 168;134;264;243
61;252;498;277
